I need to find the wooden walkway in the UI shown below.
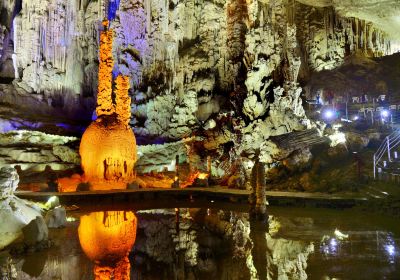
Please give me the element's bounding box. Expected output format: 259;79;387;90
15;187;370;211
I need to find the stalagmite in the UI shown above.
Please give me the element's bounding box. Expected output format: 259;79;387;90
250;158;268;220
96;20;115;117
115;75;131;126
255;161;267;218
79;19;137;189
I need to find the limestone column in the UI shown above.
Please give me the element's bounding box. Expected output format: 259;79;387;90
173;155;180;188
250;158;268;220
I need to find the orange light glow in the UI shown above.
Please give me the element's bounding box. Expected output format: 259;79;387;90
80;121;137;184
78;211;137;280
179;171;199;188
57;174;82;192
115;75;131;126
197;173;209;179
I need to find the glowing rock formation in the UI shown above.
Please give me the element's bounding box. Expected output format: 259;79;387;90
79;20;137;189
115;75;131;126
80;122;137;182
96;20;115;117
78;211;137;280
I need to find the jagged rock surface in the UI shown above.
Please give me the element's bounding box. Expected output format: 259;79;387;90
0;130;79;171
44;207;67;229
0;0;396;141
0;0;398;185
0;167;42;250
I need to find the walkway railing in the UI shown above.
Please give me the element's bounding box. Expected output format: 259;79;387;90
373;129;400;179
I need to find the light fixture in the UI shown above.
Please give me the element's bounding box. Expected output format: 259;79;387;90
324;109;335;119
385;244;395;256
381;110;389;118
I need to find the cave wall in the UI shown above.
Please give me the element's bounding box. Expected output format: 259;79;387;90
0;0;396;142
295;2;393;82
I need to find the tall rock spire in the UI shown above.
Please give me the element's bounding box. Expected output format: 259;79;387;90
96;20;115;117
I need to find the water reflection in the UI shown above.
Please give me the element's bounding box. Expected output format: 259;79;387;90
1;208;399;279
78;211;137;280
320;230;398;264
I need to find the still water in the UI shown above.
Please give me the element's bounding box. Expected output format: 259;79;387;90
2;206;400;280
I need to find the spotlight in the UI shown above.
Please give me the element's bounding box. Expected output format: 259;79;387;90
353;115;359;121
385;244;395;256
381;110;389;118
324;109;334;119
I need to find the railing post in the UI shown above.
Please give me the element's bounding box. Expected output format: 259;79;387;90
373;154;376;179
387;136;391;162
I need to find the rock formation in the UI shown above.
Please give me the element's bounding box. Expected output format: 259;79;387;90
0;0;399;186
79;20;137;188
0;130;79;172
0;0;396;136
0;166;43;250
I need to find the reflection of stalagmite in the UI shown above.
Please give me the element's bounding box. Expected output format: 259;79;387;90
79;20;137;189
250;219;268;280
78;211;137;280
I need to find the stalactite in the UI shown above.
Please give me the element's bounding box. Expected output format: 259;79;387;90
294;2;394;72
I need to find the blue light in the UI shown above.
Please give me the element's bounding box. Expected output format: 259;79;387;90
381;110;389;118
324;109;335;119
108;0;121;21
320;237;339;256
385;244;395;256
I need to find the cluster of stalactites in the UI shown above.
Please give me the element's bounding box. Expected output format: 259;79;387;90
115;75;131;126
104;155;135;181
96;20;115;117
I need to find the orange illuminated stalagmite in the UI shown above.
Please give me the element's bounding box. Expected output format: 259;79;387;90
79;20;137;190
96;20;115;117
115;75;131;126
78;211;137;280
80;121;136;183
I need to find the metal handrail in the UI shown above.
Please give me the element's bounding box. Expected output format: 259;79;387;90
373;129;400;179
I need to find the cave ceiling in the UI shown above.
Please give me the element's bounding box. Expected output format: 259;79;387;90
297;0;400;41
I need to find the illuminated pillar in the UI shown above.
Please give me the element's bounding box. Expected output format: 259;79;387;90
79;20;137;188
96;20;115;117
115;75;131;126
